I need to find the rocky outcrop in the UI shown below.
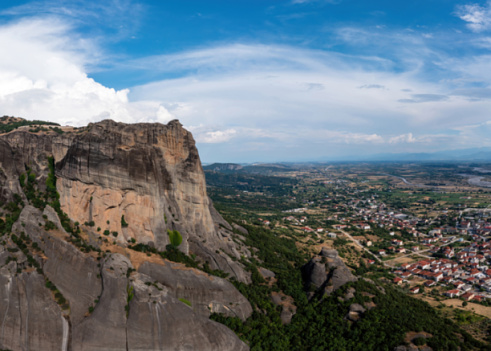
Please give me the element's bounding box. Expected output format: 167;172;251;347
345;303;366;322
0;205;249;351
138;261;252;320
0;119;250;282
12;206;103;326
302;248;357;295
127;271;248;351
302;259;327;289
56;120;249;281
203;163;243;172
271;291;297;325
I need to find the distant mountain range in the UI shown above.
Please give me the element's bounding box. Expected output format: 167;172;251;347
203;148;491;172
204;147;491;168
203;162;296;174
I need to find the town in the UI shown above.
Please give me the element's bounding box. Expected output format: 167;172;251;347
205;161;491;343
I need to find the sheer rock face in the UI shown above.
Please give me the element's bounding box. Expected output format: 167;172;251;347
56;119;210;253
139;261;253;321
0;267;66;351
0;205;249;351
0;119;250;282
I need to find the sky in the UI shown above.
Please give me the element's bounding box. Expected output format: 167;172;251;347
1;0;491;162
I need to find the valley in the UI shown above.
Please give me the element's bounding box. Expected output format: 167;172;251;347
205;161;491;350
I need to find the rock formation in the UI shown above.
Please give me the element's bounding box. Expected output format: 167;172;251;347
0;119;250;282
0;118;251;351
302;248;357;296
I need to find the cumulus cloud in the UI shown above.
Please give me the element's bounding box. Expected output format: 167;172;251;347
456;1;491;32
0;16;155;126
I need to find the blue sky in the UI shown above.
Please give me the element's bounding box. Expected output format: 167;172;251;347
0;0;491;162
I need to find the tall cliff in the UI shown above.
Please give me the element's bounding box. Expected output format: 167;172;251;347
0;118;252;351
0;118;250;282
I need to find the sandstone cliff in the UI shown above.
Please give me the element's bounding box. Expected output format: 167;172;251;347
0;118;251;351
0;118;250;282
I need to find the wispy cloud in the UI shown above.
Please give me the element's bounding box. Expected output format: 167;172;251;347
358;84;385;90
398;94;449;103
456;1;491;32
291;0;341;4
126;42;491;159
1;0;144;40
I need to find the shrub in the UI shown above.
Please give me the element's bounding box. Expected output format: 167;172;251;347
167;229;182;247
121;215;128;228
179;298;192;307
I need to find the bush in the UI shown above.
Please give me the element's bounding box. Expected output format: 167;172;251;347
121;215;128;228
179;298;192;307
167;229;182;247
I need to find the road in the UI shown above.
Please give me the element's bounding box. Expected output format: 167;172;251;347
338;229;387;266
338;229;462;268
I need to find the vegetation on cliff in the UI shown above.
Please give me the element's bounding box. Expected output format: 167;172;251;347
0;115;59;134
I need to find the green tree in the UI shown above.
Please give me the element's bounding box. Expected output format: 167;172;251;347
168;229;182;247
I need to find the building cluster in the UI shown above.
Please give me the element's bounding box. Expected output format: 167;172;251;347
393;240;491;302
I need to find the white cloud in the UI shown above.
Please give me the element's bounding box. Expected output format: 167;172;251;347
124;41;491;160
187;125;237;143
389;133;416;144
155;105;175;124
0;17;153;126
198;129;237;144
322;130;384;144
2;0;143;41
456;1;491;32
